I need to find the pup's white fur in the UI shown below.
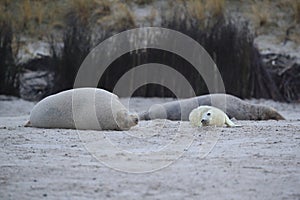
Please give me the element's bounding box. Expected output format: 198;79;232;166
189;105;240;127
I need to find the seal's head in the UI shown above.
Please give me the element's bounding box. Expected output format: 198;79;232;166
199;107;230;127
201;111;212;126
115;110;138;130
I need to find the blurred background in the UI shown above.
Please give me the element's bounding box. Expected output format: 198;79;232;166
0;0;299;102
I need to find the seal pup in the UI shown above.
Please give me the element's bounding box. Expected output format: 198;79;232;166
138;93;285;121
189;106;241;127
26;88;138;131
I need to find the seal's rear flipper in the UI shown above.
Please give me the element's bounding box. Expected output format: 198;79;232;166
232;124;243;128
24;121;31;127
225;124;243;128
274;112;285;120
225;116;243;127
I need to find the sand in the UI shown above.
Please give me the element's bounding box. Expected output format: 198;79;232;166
0;96;299;200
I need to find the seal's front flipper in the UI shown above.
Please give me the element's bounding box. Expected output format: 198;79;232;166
24;121;31;127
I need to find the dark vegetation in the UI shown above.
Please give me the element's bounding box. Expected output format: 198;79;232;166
263;54;300;101
98;5;286;100
53;13;92;92
0;21;19;96
99;48;208;98
0;1;298;102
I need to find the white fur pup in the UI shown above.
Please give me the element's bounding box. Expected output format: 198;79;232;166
189;105;240;127
26;88;138;131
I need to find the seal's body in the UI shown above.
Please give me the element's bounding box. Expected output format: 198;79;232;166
138;94;285;121
27;88;138;131
189;106;239;127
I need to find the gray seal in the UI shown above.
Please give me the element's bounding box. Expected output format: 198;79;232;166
138;93;285;121
26;88;138;131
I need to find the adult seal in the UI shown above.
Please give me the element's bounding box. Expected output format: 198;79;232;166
138;93;285;121
26;88;138;131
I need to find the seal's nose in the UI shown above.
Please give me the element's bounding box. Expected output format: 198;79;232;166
201;119;205;123
134;117;138;124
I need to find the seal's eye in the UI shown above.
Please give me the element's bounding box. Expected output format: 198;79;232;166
207;112;211;116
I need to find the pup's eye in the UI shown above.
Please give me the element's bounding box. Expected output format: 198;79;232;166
207;113;211;116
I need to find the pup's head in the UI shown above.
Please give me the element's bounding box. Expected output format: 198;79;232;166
116;110;139;130
201;110;212;126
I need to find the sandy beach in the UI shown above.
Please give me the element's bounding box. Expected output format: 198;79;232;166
0;97;299;199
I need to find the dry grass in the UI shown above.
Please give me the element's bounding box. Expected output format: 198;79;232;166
205;0;225;18
285;0;300;23
33;1;44;25
124;0;154;6
296;1;300;23
91;0;111;19
0;0;296;44
67;0;109;24
113;2;136;29
96;2;136;31
251;0;271;28
66;0;135;31
21;0;32;23
145;8;158;26
187;0;205;20
0;0;224;38
0;0;128;38
265;0;300;43
165;0;225;31
0;0;63;37
175;0;225;20
276;0;300;23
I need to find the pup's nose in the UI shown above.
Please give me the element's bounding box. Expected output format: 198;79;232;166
201;119;205;123
134;117;138;124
